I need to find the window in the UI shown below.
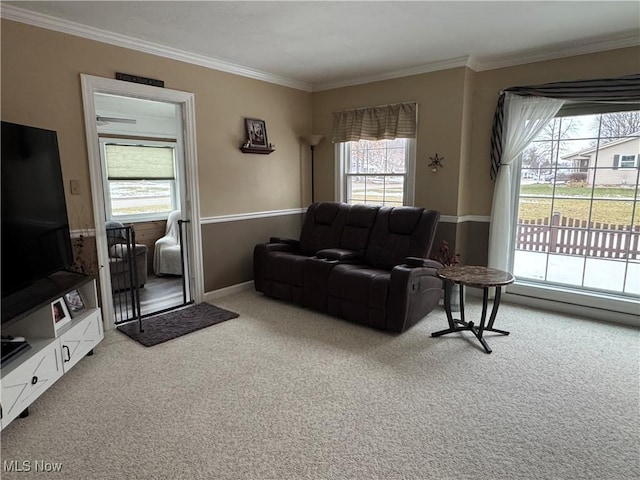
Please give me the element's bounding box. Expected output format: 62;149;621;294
101;140;180;221
619;154;638;168
514;109;639;298
337;138;415;206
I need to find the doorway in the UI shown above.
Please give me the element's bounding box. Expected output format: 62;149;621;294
81;75;204;330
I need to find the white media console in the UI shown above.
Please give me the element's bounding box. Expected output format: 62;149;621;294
1;272;104;430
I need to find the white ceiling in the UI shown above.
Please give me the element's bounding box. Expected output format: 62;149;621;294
4;1;640;91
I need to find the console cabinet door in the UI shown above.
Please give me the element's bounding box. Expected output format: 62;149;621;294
0;342;63;429
59;310;104;373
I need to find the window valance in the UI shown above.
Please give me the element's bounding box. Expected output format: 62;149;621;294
490;73;640;180
332;102;417;143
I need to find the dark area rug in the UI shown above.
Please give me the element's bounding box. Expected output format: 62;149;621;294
117;302;239;347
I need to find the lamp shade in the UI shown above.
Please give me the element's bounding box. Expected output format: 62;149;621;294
302;134;324;147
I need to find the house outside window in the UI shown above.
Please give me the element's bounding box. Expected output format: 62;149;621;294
100;140;180;222
514;110;639;298
337;138;415;206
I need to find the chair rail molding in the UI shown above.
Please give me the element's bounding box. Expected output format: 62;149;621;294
439;215;491;223
201;208;306;224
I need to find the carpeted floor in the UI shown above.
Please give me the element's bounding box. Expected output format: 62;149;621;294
1;290;638;480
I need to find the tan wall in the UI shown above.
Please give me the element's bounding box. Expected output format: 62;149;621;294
466;47;640;218
312;46;640;265
2;19;638;282
1;20;312;224
311;68;468;216
202;214;303;292
1;20;312;290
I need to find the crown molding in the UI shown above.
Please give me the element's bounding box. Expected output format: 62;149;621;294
3;4;637;93
474;30;640;72
314;29;639;91
313;56;474;92
0;4;313;92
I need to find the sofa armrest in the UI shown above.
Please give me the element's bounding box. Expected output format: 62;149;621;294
404;257;444;269
386;264;444;332
269;237;300;247
316;248;362;262
261;242;299;253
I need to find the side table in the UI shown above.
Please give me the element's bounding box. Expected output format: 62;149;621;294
432;265;514;354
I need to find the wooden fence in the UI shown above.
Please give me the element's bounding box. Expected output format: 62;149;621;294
516;213;640;260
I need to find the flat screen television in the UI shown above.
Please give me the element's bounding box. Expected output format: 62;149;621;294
1;121;73;310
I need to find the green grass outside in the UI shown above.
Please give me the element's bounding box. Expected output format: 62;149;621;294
519;185;638;226
347;181;639;226
520;184;637;198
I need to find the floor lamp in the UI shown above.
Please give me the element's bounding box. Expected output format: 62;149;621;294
302;134;324;203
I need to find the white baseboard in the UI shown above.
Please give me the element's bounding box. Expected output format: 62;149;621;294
204;281;254;302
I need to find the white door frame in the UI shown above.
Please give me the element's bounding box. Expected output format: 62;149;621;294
80;74;204;330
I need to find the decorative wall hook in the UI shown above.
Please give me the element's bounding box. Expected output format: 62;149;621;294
428;153;444;172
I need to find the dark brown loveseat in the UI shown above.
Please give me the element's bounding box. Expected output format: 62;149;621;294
253;202;443;333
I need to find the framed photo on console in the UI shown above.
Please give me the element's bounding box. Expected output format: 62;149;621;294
64;289;86;318
52;298;71;330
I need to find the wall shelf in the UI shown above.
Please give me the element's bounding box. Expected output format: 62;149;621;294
240;146;274;155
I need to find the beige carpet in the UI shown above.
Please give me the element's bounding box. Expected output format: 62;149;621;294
1;290;638;480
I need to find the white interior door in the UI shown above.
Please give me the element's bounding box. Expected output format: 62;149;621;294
80;74;203;329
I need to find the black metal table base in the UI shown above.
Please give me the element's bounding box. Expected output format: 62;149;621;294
432;282;509;354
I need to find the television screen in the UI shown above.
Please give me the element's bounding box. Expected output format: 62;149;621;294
1;121;73;299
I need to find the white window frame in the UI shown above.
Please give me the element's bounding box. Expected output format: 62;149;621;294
99;138;181;222
335;138;416;206
508;108;640;323
619;154;638;168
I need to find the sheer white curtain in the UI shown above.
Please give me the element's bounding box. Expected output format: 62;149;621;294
488;93;565;272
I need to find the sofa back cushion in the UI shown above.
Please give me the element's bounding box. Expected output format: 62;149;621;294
364;207;440;270
339;204;379;254
299;202;348;255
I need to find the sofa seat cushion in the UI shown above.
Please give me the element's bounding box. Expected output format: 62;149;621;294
327;264;391;329
260;251;308;305
316;248;362;261
270;252;307;286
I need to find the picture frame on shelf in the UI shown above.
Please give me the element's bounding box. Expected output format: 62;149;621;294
64;289;86;318
52;298;71;330
245;118;269;148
